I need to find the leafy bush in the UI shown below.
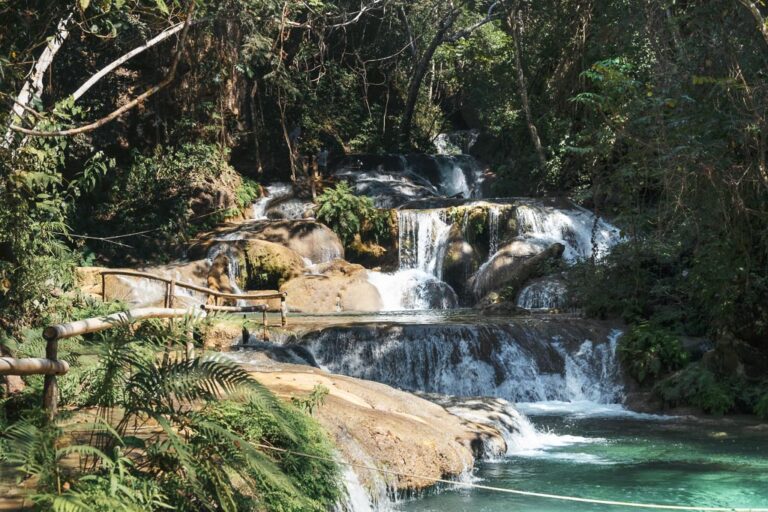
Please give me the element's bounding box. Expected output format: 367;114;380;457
316;181;390;245
82;143;247;263
1;316;341;511
618;323;688;384
655;363;736;415
235;177;263;209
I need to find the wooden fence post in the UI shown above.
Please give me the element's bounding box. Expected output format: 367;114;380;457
42;338;58;420
168;279;176;308
101;273;106;302
262;309;269;341
281;295;287;327
185;327;195;359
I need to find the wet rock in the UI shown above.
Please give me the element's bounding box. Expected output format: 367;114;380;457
234;239;306;290
471;241;565;301
442;224;482;301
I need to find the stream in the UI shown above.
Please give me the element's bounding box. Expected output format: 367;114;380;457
117;143;768;511
397;405;768;511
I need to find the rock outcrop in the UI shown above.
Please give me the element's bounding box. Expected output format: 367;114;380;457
471;241;565;301
246;361;505;493
189;219;344;264
441;224;482;301
233;239;306;290
280;259;382;313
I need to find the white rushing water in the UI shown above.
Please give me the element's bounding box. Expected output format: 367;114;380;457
487;206;501;256
367;269;458;311
301;323;625;404
398;210;452;277
251;182;294;220
515;202;623;262
368;209;460;310
516;277;567;310
337;467;375;512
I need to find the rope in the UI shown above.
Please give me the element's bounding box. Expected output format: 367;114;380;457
253;442;768;512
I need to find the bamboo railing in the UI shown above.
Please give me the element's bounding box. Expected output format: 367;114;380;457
1;271;291;418
99;269;288;326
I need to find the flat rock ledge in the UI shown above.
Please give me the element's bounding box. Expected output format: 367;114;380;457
247;362;505;494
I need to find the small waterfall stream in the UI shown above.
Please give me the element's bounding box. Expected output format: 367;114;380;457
397;210;452;278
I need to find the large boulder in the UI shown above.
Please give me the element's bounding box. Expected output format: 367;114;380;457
205;240;301;309
441;224;482;302
248;363;504;493
280;259;382;313
189;219;344;264
470;241;565;301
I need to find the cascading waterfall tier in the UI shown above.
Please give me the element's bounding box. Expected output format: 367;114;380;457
516;277;568;310
333;154;484;208
367;209;459;311
397;210;452;277
296;319;624;403
515;202;622;262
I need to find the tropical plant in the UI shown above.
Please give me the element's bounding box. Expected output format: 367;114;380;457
1;316;341;511
618;323;688;384
316;181;389;245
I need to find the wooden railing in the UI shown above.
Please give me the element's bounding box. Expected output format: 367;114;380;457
99;269;288;326
1;271;291;418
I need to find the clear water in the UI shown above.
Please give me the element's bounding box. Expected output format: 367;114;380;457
397;409;768;512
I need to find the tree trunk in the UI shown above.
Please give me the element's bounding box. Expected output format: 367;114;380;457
399;10;459;146
509;9;547;170
2;12;74;148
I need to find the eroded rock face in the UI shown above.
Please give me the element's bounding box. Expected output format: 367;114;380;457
189;220;344;264
471;241;565;301
280;259;382;313
246;363;504;493
442;224;482;301
235;239;306;290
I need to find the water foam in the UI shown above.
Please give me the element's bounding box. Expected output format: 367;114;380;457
515;203;623;263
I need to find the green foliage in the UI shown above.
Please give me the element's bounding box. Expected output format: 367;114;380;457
316;181;390;246
204;391;340;511
655;364;736;416
291;384;329;415
235;177;262;209
619;323;687;384
0;141;77;331
82;143;244;263
1;317;341;511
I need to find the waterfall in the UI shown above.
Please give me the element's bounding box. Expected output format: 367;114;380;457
515;203;622;263
488;206;501;256
433;130;479;156
206;241;246;303
252;183;293;220
297;321;625;404
367;209;459;311
516;277;567;310
398;210;452;278
336;467;377;512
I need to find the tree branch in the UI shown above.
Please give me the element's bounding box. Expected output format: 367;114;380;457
737;0;768;48
9;3;196;138
2;11;74;147
445;1;503;43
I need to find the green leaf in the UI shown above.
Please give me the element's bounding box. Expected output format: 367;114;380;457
155;0;169;15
